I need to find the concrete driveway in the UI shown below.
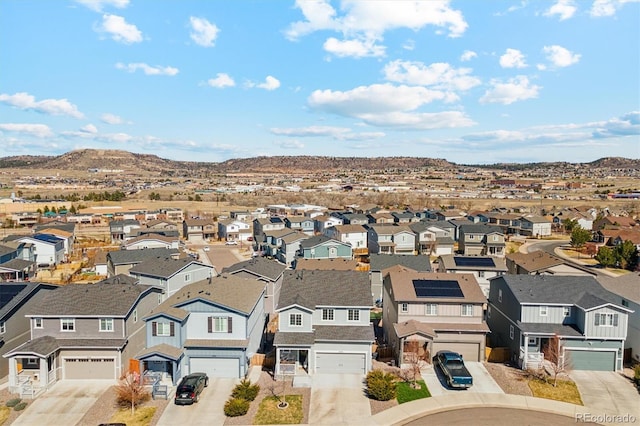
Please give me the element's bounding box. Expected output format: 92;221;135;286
309;374;370;425
570;370;640;419
12;380;114;426
157;377;238;426
423;362;504;396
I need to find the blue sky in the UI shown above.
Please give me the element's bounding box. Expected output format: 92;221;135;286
1;0;639;164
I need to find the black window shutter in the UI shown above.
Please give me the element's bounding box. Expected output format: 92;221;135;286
170;322;175;336
152;321;157;336
208;317;213;333
228;317;232;334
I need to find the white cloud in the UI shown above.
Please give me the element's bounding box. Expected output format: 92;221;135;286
460;50;477;61
115;62;179;76
590;0;639;17
383;60;481;92
499;48;528;68
0;92;84;118
256;76;281;91
536;64;547;71
286;0;468;58
101;113;125;124
270;126;351;137
207;73;235;88
480;76;541;105
323;37;385;58
308;83;475;129
494;1;529;16
544;0;577;20
75;0;129;12
542;45;581;67
275;140;305;149
402;39;415;51
189;17;219;47
95;14;142;44
0;123;54;138
80;124;98;134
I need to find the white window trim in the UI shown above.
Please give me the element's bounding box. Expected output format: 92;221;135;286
401;303;408;313
563;306;571;317
461;304;473;317
509;325;514;340
347;309;360;322
156;322;171;337
425;304;438;316
540;306;548;317
498;289;502;303
0;321;5;334
184;273;191;282
528;337;537;345
212;316;228;333
34;318;43;329
133;309;138;323
321;309;334;321
289;313;303;327
61;318;75;332
99;318;114;332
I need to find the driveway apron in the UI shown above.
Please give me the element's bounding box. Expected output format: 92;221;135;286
309;374;370;425
157;377;238;426
570;370;640;418
11;380;114;426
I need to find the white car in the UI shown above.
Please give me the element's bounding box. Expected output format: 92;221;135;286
225;241;238;245
203;246;210;252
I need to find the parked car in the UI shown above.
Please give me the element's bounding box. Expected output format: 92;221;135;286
433;350;473;389
225;240;238;245
203;246;210;252
174;372;209;405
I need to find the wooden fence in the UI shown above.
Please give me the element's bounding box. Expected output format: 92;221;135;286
485;347;510;363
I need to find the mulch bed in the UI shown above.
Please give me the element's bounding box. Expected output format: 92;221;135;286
484;362;533;396
0;388;26;426
224;370;310;425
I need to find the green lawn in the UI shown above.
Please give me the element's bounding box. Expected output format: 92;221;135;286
396;380;431;404
253;395;304;425
528;379;583;405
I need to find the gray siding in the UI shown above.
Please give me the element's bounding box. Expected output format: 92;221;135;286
520;305;575;325
32;317;125;340
246;298;266;357
122;289;164;365
488;278;521;324
145;315;184;348
278;307;313;333
486;303;520;355
584;307;628;339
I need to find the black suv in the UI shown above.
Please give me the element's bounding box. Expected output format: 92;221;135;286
174;372;209;405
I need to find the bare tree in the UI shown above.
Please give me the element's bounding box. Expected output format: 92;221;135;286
542;334;571;387
401;341;427;389
115;371;150;415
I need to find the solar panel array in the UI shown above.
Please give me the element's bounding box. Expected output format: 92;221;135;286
412;279;464;298
453;257;495;268
0;284;27;307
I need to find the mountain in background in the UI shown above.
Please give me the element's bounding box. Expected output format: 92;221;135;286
0;149;637;174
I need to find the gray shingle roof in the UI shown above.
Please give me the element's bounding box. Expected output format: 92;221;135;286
184;339;249;348
136;343;183;360
97;274;139;285
5;336;127;357
459;224;503;234
273;332;316;346
0;258;36;271
496;275;628;310
222;257;287;281
107;248;179;265
27;282;156;316
277;270;371;310
299;235;345;249
369;254;432;272
0;283;57;321
150;275;266;316
597;273;640;303
518;323;583;337
129;257;211;279
314;325;374;342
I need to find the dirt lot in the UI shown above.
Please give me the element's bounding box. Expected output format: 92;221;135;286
484;362;533;396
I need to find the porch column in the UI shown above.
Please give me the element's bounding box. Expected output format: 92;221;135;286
275;347;280;376
39;360;47;386
8;359;17;389
523;334;528;370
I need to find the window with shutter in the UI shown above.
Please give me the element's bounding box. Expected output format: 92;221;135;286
228;317;233;334
613;314;618;327
208;317;213;333
152;321;157;336
170;322;175;336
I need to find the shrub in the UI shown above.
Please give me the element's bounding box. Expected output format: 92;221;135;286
115;372;151;409
5;398;21;408
634;364;640;386
231;379;260;401
224;397;250;417
13;402;28;411
366;370;397;401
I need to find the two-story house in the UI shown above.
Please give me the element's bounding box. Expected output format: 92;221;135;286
297;235;352;260
222;257;287;317
367;224;416;256
323;224;368;259
260;228;298;258
4;283;162;394
182;219;216;242
274;270;374;378
313;215;343;234
129;257;215;300
277;231;309;267
0;283;58;379
106;248;180;277
110;219;141;243
382;267;489;364
0;242;36;281
121;234;180;251
17;234;65;267
506;251;596;276
217;219;252;242
369;254;432;305
34;227;74;258
518;215;552;237
283;216;315;236
253;217;286;243
437;255;508;298
458;224;505;257
487;275;632;371
136;275;266;383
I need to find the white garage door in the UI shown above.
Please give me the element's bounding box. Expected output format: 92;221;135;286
432;342;480;362
189;357;240;378
315;353;366;374
64;358;115;380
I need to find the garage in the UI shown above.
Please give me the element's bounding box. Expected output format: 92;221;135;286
315;353;366;374
189;357;240;378
432;342;481;362
64;357;115;379
565;349;616;371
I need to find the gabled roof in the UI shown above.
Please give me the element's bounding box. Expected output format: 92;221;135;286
369;254;431;272
110;219;140;227
107;248;179;265
385;267;486;304
394;320;437;339
295;258;359;271
183;218;215;226
439;255;507;272
332;224;367;234
33;222;76;234
277;270;371;310
0;258;36;272
494;275;631;311
222;257;287;281
4;336;127;358
35;228;72;238
25;234;64;245
97;274;139;285
149;275;265;316
0;282;57;321
299;235;348;249
368;223;414;235
519;215;551;224
129;257;211;279
124;234;177;246
458;224;503;234
284;216;313;224
281;231;309;244
597;273;640;304
136;343;183;361
26;282;157;317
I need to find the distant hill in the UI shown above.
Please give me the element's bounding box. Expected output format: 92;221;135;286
0;149;637;174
